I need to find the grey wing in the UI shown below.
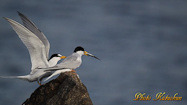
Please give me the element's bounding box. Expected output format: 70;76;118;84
17;12;50;59
4;17;49;73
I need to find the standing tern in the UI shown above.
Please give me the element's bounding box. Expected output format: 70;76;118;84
44;46;99;82
1;12;66;85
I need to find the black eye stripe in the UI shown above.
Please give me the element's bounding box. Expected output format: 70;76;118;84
48;54;60;61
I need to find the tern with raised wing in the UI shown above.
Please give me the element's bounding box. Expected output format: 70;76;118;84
1;12;66;85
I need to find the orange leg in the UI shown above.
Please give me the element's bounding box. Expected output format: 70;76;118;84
37;80;42;86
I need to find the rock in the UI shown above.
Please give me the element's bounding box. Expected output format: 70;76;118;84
22;72;93;105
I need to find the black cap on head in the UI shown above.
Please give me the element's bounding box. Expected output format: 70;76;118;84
48;54;61;61
74;46;84;52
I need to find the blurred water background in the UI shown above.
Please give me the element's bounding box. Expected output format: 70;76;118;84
0;0;187;105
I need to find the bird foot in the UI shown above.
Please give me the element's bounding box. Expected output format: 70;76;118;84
70;70;77;74
71;70;76;72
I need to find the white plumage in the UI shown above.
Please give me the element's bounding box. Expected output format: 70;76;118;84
1;12;65;85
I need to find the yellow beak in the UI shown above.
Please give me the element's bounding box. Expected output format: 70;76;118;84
60;56;66;59
84;51;100;60
84;51;88;56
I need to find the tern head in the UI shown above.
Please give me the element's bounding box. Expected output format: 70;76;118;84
48;54;66;67
74;46;100;60
49;54;66;60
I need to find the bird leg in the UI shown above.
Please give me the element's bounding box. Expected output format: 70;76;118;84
37;80;42;86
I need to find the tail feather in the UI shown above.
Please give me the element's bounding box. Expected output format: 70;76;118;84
0;75;30;81
0;76;19;79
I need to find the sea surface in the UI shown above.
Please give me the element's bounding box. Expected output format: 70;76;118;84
0;0;187;105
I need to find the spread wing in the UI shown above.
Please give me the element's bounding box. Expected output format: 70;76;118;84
17;11;50;59
4;17;49;73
